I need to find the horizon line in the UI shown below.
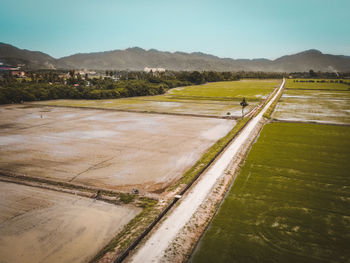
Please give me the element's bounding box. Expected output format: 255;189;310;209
1;41;349;61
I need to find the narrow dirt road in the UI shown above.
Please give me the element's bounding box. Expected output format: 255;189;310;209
129;79;285;263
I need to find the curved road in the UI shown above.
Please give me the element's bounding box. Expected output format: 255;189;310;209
129;79;285;263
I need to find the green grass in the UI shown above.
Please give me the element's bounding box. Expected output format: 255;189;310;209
191;122;350;263
286;79;350;90
167;80;278;100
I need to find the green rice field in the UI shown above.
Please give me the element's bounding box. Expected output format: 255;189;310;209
191;122;350;263
168;80;278;100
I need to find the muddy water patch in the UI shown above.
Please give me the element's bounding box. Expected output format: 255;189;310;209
0;134;26;146
200;122;235;140
55;130;119;139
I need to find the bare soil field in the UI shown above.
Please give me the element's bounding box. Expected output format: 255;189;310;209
0;181;140;263
0;104;235;193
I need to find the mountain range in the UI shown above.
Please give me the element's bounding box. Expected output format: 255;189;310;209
1;42;350;72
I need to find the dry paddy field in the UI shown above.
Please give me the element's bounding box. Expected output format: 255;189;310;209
0;104;235;193
0;181;140;263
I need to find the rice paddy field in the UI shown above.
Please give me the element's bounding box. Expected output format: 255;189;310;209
167;80;278;100
191;122;350;263
273;80;350;124
39;97;258;118
286;79;350;90
36;80;279;118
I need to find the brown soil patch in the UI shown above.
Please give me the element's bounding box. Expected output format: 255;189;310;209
0;104;235;194
0;181;140;263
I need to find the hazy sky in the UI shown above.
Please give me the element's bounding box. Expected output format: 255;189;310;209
1;0;349;59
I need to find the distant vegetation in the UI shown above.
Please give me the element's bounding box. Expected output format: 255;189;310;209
0;70;283;104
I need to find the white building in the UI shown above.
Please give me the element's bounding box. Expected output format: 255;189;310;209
144;67;165;73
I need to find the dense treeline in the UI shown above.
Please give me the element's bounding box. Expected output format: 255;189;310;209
0;70;286;104
0;82;169;104
289;70;350;79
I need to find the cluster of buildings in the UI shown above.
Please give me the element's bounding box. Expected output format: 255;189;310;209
144;67;165;73
0;62;25;77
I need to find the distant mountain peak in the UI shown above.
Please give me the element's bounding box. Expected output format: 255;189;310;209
0;42;349;72
301;49;323;55
126;47;145;52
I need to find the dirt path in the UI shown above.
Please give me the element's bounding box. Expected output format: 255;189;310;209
128;79;285;263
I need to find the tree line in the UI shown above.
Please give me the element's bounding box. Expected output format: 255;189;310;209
0;70;285;104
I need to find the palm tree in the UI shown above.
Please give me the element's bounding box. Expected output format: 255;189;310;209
240;98;248;118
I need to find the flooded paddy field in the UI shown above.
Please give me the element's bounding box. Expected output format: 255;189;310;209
38;97;258;118
191;123;350;263
37;80;278;118
0;104;235;193
273;86;350;124
0;181;140;263
285;79;350;90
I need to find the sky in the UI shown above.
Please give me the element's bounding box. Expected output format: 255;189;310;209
1;0;349;59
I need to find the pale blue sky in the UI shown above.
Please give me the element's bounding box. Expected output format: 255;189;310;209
1;0;349;59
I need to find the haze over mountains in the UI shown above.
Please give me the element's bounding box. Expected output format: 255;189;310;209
1;42;350;72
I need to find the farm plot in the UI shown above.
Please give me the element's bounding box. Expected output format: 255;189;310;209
0;104;235;193
167;80;278;100
273;84;350;124
0;181;140;263
286;79;350;90
36;80;277;118
39;97;258;118
191;122;350;263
